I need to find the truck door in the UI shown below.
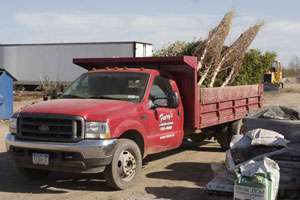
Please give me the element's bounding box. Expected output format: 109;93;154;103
146;75;184;153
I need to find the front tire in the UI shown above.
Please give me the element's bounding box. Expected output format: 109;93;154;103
104;139;142;190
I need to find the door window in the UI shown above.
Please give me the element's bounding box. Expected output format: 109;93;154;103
150;76;173;107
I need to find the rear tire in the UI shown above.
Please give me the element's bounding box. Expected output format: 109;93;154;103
231;119;244;135
216;124;231;151
17;167;50;180
190;133;208;143
104;139;142;190
216;119;244;151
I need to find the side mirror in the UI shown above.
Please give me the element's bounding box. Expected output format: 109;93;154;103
149;92;179;109
149;100;157;109
168;92;179;108
150;98;168;109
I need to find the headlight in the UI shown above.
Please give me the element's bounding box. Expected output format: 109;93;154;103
9;118;17;135
85;122;111;139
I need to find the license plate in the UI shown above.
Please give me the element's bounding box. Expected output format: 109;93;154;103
32;153;49;166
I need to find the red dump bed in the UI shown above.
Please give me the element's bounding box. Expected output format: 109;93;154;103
199;85;263;129
74;56;263;131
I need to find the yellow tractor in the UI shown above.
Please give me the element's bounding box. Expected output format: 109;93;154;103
264;60;284;91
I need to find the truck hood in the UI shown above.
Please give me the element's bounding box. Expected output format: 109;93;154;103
20;99;137;120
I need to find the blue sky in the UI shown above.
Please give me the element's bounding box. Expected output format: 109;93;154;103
1;0;300;65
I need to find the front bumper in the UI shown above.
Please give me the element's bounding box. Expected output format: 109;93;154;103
5;134;116;173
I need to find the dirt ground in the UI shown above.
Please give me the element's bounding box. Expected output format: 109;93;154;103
264;84;300;109
0;84;299;200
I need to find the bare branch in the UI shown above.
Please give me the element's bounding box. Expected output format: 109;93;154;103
209;53;230;87
221;58;244;87
194;11;235;84
210;21;264;87
198;64;212;86
196;47;208;70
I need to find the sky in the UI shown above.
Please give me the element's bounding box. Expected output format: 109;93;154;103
1;0;300;65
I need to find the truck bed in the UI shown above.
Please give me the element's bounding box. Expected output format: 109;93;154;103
199;85;263;129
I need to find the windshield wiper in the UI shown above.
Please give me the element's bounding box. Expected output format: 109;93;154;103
60;94;86;99
87;95;125;100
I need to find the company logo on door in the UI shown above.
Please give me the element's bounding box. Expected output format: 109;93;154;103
159;113;174;131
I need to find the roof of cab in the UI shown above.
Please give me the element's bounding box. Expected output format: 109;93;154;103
86;67;155;75
73;56;198;74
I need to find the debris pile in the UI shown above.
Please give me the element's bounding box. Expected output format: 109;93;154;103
252;106;300;121
244;106;300;143
206;127;300;199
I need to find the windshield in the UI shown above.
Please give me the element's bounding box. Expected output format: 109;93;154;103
62;72;149;102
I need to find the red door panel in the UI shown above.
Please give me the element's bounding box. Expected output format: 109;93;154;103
145;75;184;154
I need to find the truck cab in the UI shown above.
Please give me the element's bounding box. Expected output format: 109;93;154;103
55;67;184;154
5;58;188;190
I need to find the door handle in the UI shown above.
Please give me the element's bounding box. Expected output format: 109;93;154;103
140;114;147;120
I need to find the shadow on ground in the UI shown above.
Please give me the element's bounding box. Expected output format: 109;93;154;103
145;186;231;200
144;139;223;164
146;162;212;184
144;140;228;200
145;162;230;200
0;151;113;194
0;140;224;196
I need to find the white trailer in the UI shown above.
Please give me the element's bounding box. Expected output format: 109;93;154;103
0;41;153;87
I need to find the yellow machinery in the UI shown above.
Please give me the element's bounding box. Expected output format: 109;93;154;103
264;60;284;90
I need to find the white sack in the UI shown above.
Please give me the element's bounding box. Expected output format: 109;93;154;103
230;134;251;149
246;128;289;147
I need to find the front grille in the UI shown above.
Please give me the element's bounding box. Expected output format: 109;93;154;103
17;113;84;142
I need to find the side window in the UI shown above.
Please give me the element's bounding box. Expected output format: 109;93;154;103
150;76;173;107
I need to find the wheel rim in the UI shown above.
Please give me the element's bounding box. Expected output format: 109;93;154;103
117;150;137;182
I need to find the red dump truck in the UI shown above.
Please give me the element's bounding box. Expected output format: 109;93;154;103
5;56;263;189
